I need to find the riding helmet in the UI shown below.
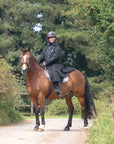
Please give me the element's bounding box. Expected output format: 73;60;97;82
47;31;56;38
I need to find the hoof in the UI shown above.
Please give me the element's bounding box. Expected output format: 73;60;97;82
38;128;44;132
33;125;39;131
64;126;70;131
82;126;88;130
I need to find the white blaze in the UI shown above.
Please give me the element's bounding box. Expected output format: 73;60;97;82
23;55;27;70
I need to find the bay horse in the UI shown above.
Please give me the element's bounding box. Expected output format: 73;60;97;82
20;47;96;132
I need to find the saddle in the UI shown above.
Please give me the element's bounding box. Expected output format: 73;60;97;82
44;68;68;83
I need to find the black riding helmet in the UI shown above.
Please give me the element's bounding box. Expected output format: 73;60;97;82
47;31;56;38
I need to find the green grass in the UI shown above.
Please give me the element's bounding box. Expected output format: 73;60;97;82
87;82;114;144
87;100;114;144
25;114;81;119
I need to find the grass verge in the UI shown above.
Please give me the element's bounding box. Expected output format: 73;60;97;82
24;113;81;119
87;99;114;144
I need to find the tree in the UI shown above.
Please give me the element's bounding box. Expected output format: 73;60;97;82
0;0;113;82
59;0;114;79
0;0;53;80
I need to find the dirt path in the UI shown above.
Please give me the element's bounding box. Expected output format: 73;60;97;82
0;118;92;144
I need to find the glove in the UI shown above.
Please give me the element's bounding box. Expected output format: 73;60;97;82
43;62;46;66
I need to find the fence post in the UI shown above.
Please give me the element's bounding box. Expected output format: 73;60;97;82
31;101;33;116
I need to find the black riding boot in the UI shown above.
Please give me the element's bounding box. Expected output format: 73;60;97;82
55;82;62;96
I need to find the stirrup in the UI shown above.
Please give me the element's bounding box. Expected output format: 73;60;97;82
55;89;62;96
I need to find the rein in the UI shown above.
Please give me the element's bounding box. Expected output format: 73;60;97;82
21;62;30;70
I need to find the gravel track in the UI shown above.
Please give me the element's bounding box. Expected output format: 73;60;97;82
0;118;92;144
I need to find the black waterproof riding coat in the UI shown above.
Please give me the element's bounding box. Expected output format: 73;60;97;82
38;41;74;83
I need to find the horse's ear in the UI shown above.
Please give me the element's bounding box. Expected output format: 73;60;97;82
28;47;30;52
21;47;24;53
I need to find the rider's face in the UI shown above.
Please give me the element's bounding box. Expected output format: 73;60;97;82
48;37;55;43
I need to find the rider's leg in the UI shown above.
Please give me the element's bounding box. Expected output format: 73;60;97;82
55;82;62;96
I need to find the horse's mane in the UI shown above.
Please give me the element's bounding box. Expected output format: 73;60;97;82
30;53;43;71
23;50;28;55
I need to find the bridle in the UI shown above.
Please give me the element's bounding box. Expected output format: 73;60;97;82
21;62;30;70
20;55;31;71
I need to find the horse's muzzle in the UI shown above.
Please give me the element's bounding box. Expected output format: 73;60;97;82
21;68;28;74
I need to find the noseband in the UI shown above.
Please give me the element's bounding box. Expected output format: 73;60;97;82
21;62;30;70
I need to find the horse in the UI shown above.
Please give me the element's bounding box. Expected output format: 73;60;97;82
20;47;96;132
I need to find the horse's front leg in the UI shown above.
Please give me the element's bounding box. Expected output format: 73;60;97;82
30;96;40;131
33;105;40;131
38;94;45;132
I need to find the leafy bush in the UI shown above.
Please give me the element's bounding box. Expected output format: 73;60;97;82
0;58;23;125
47;99;68;115
88;77;113;99
47;97;81;116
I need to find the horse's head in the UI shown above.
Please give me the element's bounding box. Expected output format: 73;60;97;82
20;47;31;74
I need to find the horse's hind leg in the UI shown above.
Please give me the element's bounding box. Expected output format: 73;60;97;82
78;96;88;127
82;111;88;127
64;96;74;131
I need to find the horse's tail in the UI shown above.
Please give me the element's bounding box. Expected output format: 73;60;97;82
84;75;97;118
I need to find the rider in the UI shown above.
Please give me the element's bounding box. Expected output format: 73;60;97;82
38;31;65;96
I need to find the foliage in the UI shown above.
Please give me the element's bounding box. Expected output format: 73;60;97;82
0;0;49;79
87;82;113;144
88;77;113;99
47;97;81;116
0;58;23;125
47;99;68;115
60;0;114;79
0;0;113;82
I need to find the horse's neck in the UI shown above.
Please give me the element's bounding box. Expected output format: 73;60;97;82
26;55;43;80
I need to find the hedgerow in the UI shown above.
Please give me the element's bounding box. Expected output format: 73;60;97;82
47;97;81;116
0;58;23;125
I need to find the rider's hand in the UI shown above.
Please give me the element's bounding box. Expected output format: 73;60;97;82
43;62;46;66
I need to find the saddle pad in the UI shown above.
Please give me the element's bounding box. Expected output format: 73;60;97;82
44;69;68;83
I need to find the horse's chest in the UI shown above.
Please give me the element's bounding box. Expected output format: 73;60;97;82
27;86;32;93
27;83;39;95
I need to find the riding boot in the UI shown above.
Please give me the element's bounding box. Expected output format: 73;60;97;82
55;82;62;96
